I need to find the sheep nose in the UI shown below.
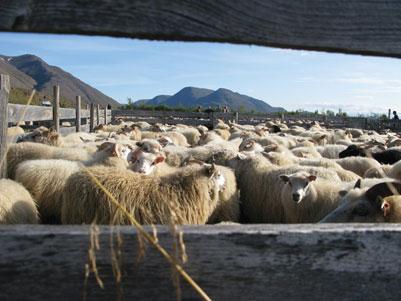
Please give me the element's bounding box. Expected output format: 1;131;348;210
292;193;300;202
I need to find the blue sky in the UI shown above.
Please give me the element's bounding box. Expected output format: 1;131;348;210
1;32;401;115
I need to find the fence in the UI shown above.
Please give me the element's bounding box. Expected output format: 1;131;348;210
2;1;401;300
113;109;401;131
6;86;112;136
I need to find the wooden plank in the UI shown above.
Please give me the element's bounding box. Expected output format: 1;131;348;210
96;104;100;125
7;104;90;123
2;1;401;58
75;96;81;132
103;106;107;124
1;224;401;300
90;103;95;132
0;74;10;178
117;116;211;127
52;85;60;132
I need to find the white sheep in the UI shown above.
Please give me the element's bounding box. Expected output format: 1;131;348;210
279;171;345;223
14;142;132;223
61;163;226;225
0;179;39;224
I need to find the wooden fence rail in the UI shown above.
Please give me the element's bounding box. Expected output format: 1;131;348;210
2;224;401;301
113;109;401;131
2;1;401;58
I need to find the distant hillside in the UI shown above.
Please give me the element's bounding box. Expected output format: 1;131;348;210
135;87;285;113
0;54;120;107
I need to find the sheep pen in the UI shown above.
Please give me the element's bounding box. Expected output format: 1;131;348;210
3;115;401;301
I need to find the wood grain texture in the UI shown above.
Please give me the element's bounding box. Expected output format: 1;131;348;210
7;104;90;123
90;103;95;132
1;224;401;300
1;1;401;57
52;85;60;132
75;95;81;132
0;75;10;178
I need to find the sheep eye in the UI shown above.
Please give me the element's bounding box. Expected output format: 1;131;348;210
352;205;369;216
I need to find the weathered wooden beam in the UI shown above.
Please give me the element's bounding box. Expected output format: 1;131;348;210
1;224;401;301
52;85;60;132
0;74;10;178
7;104;90;123
1;1;401;58
96;104;100;125
75;95;81;132
89;103;95;132
103;106;107;124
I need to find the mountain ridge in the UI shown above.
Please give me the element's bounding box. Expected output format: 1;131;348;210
0;54;120;107
135;87;285;113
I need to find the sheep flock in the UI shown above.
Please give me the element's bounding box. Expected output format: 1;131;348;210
4;117;401;225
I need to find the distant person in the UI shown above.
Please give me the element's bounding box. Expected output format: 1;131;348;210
196;106;202;112
204;106;214;114
393;111;399;120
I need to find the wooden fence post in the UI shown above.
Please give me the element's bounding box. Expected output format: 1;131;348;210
281;113;284;123
235;112;239;124
0;74;10;178
96;104;100;125
75;96;81;132
90;103;95;132
104;106;107;124
53;85;60;132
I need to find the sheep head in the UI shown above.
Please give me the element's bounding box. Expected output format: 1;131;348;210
320;181;401;223
279;172;317;203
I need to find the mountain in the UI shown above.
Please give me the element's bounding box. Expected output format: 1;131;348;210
0;54;120;107
135;87;285;113
0;56;36;90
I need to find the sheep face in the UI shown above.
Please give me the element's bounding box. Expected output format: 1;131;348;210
158;136;174;147
279;173;316;203
320;181;401;223
136;139;162;154
319;189;385;223
239;139;264;154
17;126;60;146
130;149;165;175
339;145;365;158
212;168;226;192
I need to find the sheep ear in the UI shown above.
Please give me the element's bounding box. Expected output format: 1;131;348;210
354;179;362;189
136;141;144;147
279;175;289;183
338;190;348;197
154;156;165;165
307;175;317;182
206;163;217;176
50;132;59;140
261;151;272;159
380;198;391;217
319;135;327;140
112;144;119;157
131;148;142;161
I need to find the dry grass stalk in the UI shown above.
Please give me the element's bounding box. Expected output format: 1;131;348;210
110;227;124;301
88;223;104;289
